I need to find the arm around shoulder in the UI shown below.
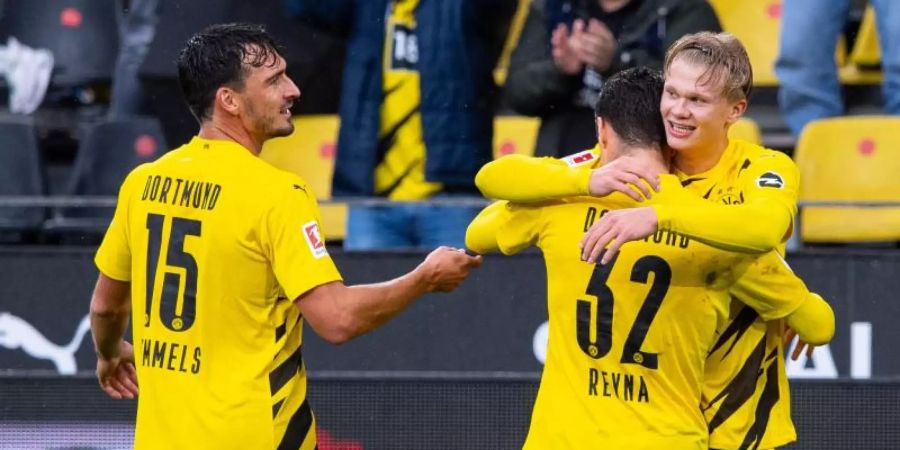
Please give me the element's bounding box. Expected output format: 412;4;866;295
476;154;591;201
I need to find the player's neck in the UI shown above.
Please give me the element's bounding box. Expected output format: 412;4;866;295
198;118;263;156
619;145;669;175
673;137;729;175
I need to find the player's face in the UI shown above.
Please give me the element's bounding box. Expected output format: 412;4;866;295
661;57;743;158
239;51;300;139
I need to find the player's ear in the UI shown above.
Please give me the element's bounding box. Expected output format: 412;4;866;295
216;86;241;116
596;117;609;149
725;98;747;127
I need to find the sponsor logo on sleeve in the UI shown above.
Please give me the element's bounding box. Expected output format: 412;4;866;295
302;221;328;259
756;171;785;189
562;150;597;167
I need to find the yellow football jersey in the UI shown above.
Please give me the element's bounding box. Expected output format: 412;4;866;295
472;140;807;449
677;139;802;450
95;137;343;450
374;0;442;200
467;175;804;450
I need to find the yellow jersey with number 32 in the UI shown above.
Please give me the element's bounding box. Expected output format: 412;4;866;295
95;137;342;450
467;175;804;450
474;140;807;449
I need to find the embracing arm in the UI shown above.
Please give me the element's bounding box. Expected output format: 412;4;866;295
476;155;591;201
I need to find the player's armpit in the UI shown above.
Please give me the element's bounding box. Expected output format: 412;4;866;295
652;195;792;253
475;154;591;202
467;201;543;255
785;293;835;346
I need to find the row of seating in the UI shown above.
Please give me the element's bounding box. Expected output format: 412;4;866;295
706;0;882;86
0;116;165;241
0;115;896;244
260;115;900;244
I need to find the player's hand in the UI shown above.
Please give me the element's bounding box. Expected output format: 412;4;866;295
581;207;658;265
418;246;483;292
570;18;617;72
551;23;583;75
784;325;816;361
588;156;661;201
96;340;138;400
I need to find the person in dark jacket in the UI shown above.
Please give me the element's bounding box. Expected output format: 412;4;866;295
289;0;518;250
504;0;721;157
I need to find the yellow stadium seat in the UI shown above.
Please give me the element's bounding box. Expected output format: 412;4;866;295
707;0;783;86
260;115;347;240
840;5;883;85
493;115;540;158
728;118;762;145
850;5;880;67
794;116;900;243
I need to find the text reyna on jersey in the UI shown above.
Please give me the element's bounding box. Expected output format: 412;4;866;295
585;207;691;250
588;368;650;403
141;174;223;211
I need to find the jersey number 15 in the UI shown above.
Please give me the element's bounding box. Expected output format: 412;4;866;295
144;213;201;332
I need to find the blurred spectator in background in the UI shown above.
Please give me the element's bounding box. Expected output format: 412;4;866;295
289;0;519;251
503;0;721;157
776;0;900;138
108;0;160;119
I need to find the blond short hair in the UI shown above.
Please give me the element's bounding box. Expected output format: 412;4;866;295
664;32;753;102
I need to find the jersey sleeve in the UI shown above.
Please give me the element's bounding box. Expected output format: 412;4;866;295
729;251;807;321
262;183;343;301
95;168;140;281
466;200;543;255
474;150;596;202
652;153;800;253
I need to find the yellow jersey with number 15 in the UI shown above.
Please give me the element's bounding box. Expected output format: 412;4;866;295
95;136;342;450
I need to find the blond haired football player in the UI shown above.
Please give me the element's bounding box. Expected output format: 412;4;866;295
89;24;481;450
467;66;832;450
474;32;824;449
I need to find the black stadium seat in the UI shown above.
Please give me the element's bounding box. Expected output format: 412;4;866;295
45;116;167;236
0;0;119;87
0;117;46;238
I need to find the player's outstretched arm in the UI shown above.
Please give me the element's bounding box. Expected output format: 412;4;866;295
90;274;138;400
295;247;482;345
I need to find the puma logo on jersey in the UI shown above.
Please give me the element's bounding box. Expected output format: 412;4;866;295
0;312;90;374
756;172;784;189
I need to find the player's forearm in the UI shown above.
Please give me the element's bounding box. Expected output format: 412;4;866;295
331;270;431;343
475;155;590;202
89;277;131;360
785;293;835;345
653;198;792;253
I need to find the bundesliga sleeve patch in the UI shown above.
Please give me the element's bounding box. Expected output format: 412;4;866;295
756;171;785;189
302;221;328;259
562;149;597;167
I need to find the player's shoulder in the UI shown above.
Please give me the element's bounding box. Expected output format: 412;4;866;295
254;164;318;204
559;145;602;168
732;139;795;168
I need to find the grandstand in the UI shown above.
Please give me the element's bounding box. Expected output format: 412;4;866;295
1;1;899;449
